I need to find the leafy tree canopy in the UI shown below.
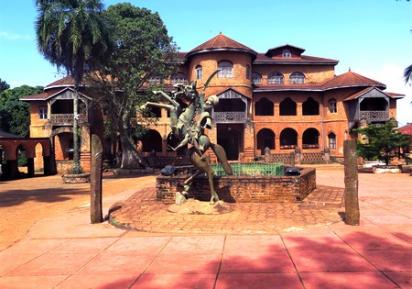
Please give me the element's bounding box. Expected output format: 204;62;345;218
356;119;409;165
0;85;43;137
0;78;10;93
89;3;177;168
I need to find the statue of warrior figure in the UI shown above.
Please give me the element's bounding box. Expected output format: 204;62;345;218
140;71;233;203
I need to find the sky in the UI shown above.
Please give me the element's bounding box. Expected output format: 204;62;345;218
0;0;411;125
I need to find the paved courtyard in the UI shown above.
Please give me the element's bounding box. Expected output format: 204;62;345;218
0;167;411;288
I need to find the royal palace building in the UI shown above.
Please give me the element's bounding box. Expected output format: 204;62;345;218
21;34;404;171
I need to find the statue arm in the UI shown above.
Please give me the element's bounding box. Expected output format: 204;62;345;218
153;90;180;108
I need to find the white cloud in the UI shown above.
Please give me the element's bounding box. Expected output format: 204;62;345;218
361;63;412;126
0;31;33;41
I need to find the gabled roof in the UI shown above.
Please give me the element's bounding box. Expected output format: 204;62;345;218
399;123;412;135
20;87;91;101
265;44;305;57
343;87;403;102
254;53;338;65
45;75;76;90
322;71;386;90
186;33;257;58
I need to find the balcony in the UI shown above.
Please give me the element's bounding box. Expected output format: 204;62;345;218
359;110;389;123
50;114;87;126
213;111;247;123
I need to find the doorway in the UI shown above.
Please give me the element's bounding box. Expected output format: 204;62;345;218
217;124;243;160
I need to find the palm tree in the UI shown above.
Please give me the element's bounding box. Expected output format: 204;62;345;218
35;0;111;174
404;64;412;84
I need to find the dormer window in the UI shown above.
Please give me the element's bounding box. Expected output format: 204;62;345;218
268;72;284;85
217;61;233;78
289;72;305;84
282;49;292;58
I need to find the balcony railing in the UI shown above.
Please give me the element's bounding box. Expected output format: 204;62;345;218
359;110;389;123
213;111;247;123
50;114;87;126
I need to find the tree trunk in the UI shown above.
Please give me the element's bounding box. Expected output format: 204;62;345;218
344;140;360;226
90;134;103;223
119;112;145;169
72;85;81;174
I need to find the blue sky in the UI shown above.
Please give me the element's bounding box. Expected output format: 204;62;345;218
0;0;411;124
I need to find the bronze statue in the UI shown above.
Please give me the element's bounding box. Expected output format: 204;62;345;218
140;72;233;203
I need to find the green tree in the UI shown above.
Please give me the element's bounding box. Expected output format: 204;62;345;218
0;85;43;137
0;78;10;93
35;0;111;173
91;3;177;169
356;119;409;165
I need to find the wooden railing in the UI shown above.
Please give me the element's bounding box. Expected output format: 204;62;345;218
213;111;247;123
50;114;87;125
359;110;389;123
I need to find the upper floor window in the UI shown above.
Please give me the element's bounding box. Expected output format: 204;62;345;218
217;61;233;78
328;98;337;113
282;49;292;58
252;72;262;85
148;75;162;85
246;65;251;79
289;72;305;84
39;107;47;119
195;65;202;80
171;72;187;85
268;72;284;85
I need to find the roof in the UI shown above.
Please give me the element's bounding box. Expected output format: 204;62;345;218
0;129;23;139
45;75;76;89
399;123;412;135
20;87;91;101
254;53;338;65
343;87;404;101
322;71;386;90
265;44;306;57
186;33;257;58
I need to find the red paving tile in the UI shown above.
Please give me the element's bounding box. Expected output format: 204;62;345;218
384;272;412;289
56;273;138;289
53;238;118;254
0;239;63;256
221;250;296;273
300;272;399;289
287;247;376;272
333;230;412;251
160;236;224;255
78;252;153;275
105;236;170;255
146;253;221;274
131;273;216;289
0;275;67;289
8;252;98;276
0;253;39;276
215;273;304;289
224;235;285;253
361;250;412;272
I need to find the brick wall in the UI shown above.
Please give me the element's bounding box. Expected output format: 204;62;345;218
156;167;316;204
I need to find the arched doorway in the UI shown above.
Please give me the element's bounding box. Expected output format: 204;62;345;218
141;129;162;153
302;128;320;149
35;143;44;174
217;124;243;160
280;128;298;149
16;144;27;175
54;132;74;161
257;128;275;155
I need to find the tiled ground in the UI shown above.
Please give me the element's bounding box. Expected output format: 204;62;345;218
0;168;411;288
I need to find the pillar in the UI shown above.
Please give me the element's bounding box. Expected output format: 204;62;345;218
27;158;34;177
80;124;91;172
